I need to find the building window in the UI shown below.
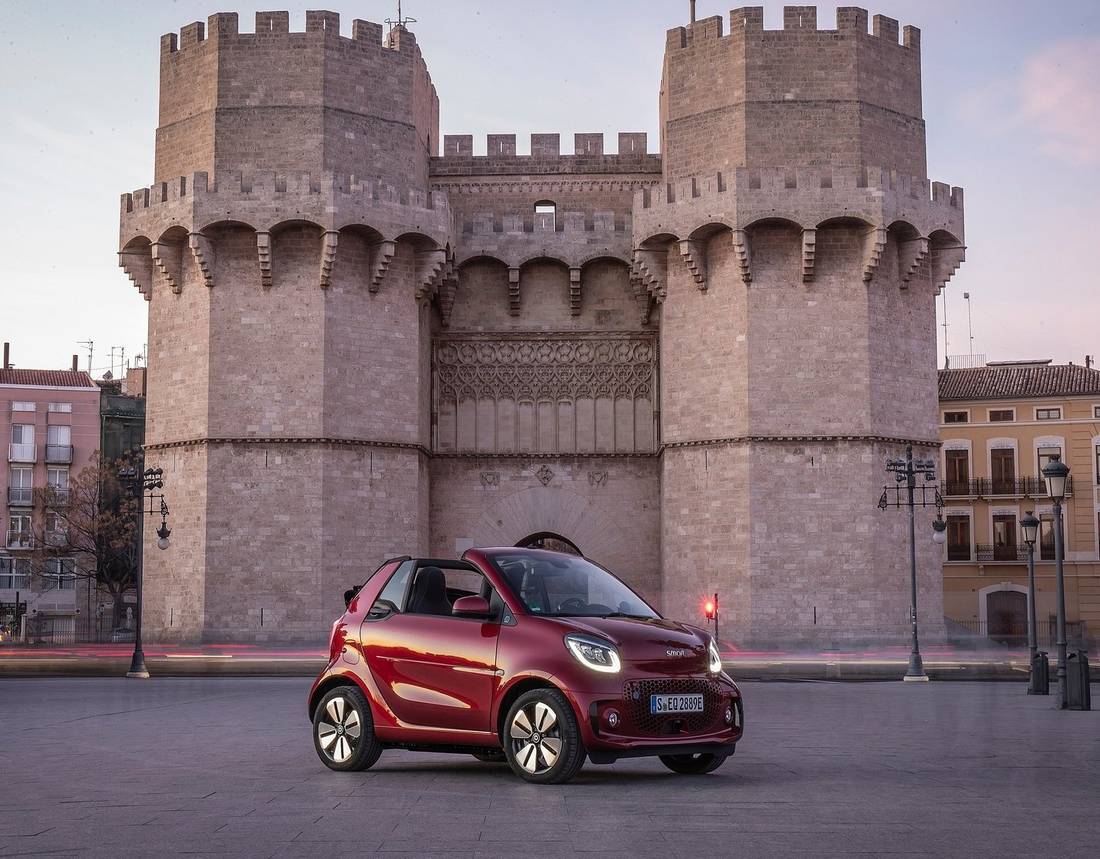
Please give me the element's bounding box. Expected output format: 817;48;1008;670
8;467;33;506
10;401;35;412
989;409;1014;422
1094;406;1100;419
9;424;34;462
992;514;1019;561
944;450;970;495
990;448;1016;495
1037;446;1062;480
947;516;971;561
6;514;32;549
47;402;72;413
1040;514;1056;562
42;558;75;590
1095;444;1100;485
943;411;969;424
534;200;556;230
1036;407;1061;420
0;558;31;589
44;511;67;545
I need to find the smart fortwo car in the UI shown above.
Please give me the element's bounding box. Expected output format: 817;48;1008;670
308;548;744;784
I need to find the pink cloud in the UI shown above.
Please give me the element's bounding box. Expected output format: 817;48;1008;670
1018;37;1100;166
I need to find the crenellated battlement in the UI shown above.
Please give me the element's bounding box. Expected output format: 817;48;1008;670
154;12;438;187
121;171;449;217
635;167;962;212
160;11;414;57
432;133;661;178
665;6;920;52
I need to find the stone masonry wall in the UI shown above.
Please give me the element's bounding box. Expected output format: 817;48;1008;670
429;456;661;605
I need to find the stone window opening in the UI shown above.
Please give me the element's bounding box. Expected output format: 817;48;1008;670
534;200;556;231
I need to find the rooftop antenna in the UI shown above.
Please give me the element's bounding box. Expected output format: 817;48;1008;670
385;0;416;34
77;340;93;373
963;292;974;359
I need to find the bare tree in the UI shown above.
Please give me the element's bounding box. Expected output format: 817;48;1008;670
31;454;139;632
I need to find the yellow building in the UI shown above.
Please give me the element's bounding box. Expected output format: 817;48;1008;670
938;360;1100;645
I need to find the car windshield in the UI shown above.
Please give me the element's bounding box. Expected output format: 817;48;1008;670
491;552;659;619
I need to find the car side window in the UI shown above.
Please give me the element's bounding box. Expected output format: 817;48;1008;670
371;560;415;615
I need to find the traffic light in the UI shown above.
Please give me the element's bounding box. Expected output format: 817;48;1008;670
703;597;716;621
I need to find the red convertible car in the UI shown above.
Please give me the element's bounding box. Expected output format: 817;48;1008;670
308;547;744;783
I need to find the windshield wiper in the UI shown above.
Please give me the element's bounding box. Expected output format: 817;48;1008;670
599;612;652;619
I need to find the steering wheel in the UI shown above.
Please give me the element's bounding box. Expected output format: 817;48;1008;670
557;596;588;613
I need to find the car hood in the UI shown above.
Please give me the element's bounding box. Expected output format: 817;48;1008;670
550;615;712;674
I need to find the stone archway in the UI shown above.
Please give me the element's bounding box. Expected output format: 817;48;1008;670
516;532;583;555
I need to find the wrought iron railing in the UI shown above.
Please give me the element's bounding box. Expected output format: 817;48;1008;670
941;479;978;498
7;486;33;506
7;443;35;463
976;543;1029;563
45;444;73;464
4;530;33;550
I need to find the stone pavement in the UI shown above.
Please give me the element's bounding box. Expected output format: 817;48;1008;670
0;678;1097;858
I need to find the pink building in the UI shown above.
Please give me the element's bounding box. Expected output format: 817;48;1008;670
1;343;100;641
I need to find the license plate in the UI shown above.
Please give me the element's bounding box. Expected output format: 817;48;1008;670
650;693;704;714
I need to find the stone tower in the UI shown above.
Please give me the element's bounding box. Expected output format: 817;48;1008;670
636;7;965;642
119;12;447;640
118;7;964;646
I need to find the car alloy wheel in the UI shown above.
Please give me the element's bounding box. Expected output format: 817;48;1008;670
313;686;383;772
503;689;585;784
509;701;563;774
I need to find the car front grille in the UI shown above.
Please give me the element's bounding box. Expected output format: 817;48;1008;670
621;677;726;737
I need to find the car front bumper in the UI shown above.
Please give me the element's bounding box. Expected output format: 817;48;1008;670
562;677;744;762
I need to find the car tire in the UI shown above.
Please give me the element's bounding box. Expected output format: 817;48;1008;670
659;752;727;775
313;685;383;772
503;688;585;784
471;749;507;763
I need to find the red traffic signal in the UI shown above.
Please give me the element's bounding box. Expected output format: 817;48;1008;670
703;598;716;620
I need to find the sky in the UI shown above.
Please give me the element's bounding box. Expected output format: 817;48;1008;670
1;0;1098;376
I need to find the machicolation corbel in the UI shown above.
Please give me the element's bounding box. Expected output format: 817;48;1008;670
256;232;272;289
369;241;396;293
151;240;183;294
801;229;816;282
318;231;339;289
189;232;215;288
677;240;707;290
862;227;886;282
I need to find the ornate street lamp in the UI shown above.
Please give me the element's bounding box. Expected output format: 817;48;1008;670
119;466;171;679
1020;511;1047;695
880;445;942;682
1041;455;1070;708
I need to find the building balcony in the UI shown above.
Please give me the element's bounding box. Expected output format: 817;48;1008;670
45;444;73;464
44;530;68;547
946;546;973;563
1022;476;1074;498
7;486;33;506
976;543;1029;563
975;478;1026;498
44;487;69;506
8;443;36;463
941;480;979;498
5;530;33;550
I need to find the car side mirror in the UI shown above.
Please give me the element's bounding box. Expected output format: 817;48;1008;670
343;585;362;609
452;595;490;618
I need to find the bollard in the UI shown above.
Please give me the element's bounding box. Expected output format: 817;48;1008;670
1066;650;1091;711
1029;651;1050;695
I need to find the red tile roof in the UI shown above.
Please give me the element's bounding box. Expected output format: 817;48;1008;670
939;364;1100;401
0;368;98;388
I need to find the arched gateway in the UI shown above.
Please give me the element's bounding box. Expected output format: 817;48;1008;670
125;8;963;645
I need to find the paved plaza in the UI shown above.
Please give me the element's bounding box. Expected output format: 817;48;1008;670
0;678;1097;857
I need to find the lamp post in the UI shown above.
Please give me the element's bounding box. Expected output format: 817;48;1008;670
1020;511;1046;694
880;445;942;682
1041;455;1070;709
119;466;171;679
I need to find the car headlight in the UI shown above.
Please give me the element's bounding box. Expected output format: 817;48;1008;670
565;633;621;673
708;638;723;674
